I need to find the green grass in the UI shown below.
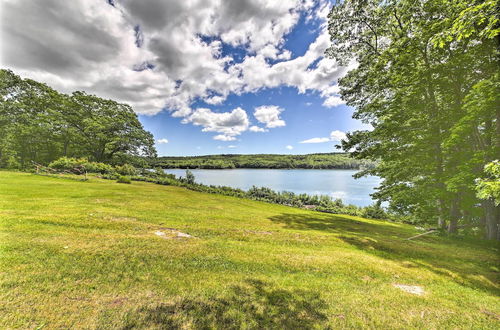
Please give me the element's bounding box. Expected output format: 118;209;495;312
0;171;499;329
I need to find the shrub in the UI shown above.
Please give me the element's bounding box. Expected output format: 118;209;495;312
5;156;21;170
48;157;116;174
116;175;132;184
185;169;195;184
115;164;137;176
102;173;119;180
48;157;87;174
154;167;167;178
361;202;387;219
84;162;114;174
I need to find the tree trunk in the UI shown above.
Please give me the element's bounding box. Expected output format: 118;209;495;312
483;199;499;240
437;199;447;229
448;197;460;234
421;48;448;232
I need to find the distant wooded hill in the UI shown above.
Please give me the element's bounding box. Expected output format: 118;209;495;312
151;153;375;169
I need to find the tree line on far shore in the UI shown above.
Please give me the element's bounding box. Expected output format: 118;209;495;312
151;153;376;170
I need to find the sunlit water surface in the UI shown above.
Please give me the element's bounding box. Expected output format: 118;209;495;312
165;168;381;207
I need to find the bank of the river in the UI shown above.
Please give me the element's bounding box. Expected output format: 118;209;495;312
165;168;381;207
1;171;498;329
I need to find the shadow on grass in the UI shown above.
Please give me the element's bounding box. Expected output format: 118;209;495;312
268;213;500;296
121;279;328;329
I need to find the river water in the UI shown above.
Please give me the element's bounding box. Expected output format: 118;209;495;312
164;168;381;207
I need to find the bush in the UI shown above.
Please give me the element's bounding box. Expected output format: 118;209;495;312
48;157;114;174
116;175;132;184
153;167;167;178
185;169;195;184
102;173;119;180
48;157;87;174
361;202;387;219
5;156;21;170
115;164;137;176
84;162;114;174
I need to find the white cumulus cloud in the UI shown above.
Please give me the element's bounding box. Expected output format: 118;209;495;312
0;0;352;138
184;107;249;141
157;138;169;144
330;130;347;141
214;135;237;141
254;105;286;128
300;130;347;144
249;125;268;132
300;137;330;144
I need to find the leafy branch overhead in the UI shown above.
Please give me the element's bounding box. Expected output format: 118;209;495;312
476;160;500;206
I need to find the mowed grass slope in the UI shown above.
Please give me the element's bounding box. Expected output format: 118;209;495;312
0;171;499;329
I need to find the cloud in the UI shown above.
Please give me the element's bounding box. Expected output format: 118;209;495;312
235;20;351;105
330;191;347;199
286;145;294;150
249;125;268;132
227;145;237;148
157;138;169;144
330;130;347;142
254;105;285;128
0;0;350;137
0;0;177;115
300;137;330;144
213;135;237;141
300;130;346;144
322;95;345;108
183;107;249;141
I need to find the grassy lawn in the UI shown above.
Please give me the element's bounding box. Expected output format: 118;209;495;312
0;171;499;329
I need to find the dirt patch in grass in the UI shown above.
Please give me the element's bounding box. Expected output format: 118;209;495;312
109;297;128;307
401;261;419;268
244;230;273;235
361;275;373;282
106;216;138;223
154;228;194;239
393;284;425;295
481;309;500;321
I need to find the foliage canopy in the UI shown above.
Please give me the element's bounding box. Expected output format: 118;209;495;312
0;69;156;168
327;0;499;239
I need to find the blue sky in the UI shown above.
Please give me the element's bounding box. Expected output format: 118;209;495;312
1;0;367;156
135;0;365;156
141;88;365;156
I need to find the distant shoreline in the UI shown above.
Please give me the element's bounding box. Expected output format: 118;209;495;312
151;152;376;171
162;167;367;170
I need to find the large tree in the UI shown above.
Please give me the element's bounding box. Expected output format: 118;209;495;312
327;0;499;239
66;91;156;163
0;69;156;167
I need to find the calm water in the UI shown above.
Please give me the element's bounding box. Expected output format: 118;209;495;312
164;169;381;207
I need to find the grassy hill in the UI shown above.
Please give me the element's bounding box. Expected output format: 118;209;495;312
0;171;499;329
